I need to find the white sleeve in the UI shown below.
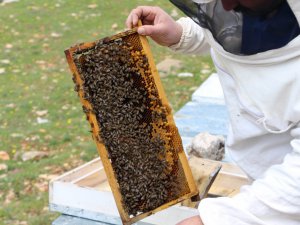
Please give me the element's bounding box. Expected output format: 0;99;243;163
198;125;300;225
168;17;211;55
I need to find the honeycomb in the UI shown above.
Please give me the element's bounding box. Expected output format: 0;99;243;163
65;29;198;225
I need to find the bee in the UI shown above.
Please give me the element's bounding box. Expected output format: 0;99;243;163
74;84;80;92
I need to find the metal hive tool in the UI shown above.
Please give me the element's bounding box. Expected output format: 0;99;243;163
64;28;199;225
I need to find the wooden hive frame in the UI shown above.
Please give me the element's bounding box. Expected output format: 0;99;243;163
64;28;199;225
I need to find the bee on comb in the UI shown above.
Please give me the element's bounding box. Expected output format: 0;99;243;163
64;28;198;225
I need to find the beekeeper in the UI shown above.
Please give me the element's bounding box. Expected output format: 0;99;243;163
127;0;300;224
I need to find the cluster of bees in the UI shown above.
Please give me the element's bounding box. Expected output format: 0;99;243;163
72;37;188;216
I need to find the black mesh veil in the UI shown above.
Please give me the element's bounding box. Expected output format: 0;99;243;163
169;0;243;54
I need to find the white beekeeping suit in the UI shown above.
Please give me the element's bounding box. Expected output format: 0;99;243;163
170;0;300;224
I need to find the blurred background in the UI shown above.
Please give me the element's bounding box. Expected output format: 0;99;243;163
0;0;214;224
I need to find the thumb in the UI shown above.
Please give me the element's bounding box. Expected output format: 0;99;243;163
137;25;160;36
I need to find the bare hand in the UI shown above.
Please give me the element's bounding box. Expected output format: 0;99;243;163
126;6;182;46
176;215;204;225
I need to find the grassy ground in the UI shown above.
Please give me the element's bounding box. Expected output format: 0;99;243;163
0;0;214;224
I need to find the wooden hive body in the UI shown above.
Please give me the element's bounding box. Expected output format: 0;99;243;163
64;29;199;225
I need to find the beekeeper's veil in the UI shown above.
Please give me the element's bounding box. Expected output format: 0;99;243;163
169;0;243;54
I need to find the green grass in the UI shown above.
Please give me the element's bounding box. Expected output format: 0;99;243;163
0;0;214;224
